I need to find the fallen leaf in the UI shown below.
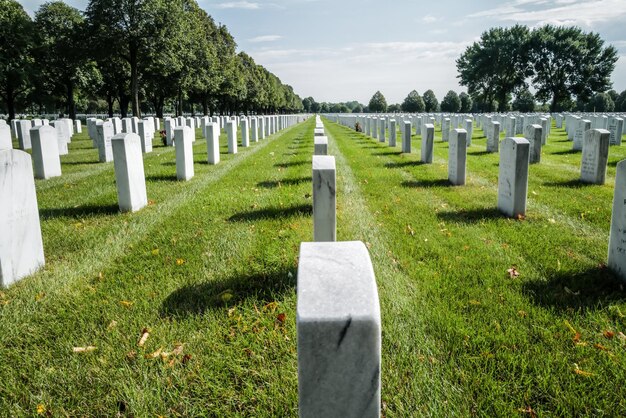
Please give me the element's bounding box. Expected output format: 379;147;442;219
107;320;118;330
145;348;163;359
151;249;160;255
564;286;580;296
573;332;581;343
172;344;184;356
276;313;287;324
604;330;615;339
37;404;46;415
518;310;527;318
138;328;150;347
507;267;520;278
73;346;96;353
518;406;537;417
182;354;192;364
264;301;279;312
119;300;133;307
594;343;609;351
176;258;185;266
573;365;593;377
515;214;526;220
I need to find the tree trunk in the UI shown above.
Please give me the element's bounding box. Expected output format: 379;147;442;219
130;47;140;117
156;96;164;118
202;98;208;116
67;81;76;120
550;93;559;113
176;87;183;117
107;94;114;117
6;87;15;122
120;94;129;118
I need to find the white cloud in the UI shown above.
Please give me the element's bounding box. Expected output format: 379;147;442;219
215;1;260;10
248;35;283;43
469;0;626;27
422;14;439;23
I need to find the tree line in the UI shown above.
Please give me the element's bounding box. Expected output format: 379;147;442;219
0;0;303;121
456;24;619;113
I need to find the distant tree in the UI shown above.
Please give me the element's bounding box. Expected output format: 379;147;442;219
512;89;535;112
459;92;473;113
608;89;619;104
529;25;618;112
352;103;363;113
401;90;424;112
588;92;615;112
368;91;387;112
440;90;461;112
388;103;401;113
457;25;532;111
319;102;329;113
423;89;439;112
616;90;626;112
302;96;314;112
0;0;33;120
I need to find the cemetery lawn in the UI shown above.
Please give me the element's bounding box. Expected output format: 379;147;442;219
0;117;625;416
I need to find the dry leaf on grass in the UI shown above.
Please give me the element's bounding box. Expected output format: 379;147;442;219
507;267;520;278
573;364;593;377
138;328;150;347
276;313;287;324
73;346;96;353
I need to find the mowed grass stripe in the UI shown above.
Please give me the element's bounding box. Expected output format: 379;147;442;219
324;118;625;416
0;120;314;415
324;125;470;416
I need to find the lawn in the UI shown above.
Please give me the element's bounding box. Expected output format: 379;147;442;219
1;116;625;416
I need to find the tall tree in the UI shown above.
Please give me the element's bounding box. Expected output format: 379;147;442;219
368;91;387;112
401;90;424;112
34;2;93;119
616;90;626;112
422;89;439;112
529;25;618;112
512;89;535;112
0;0;33;120
459;92;472;113
457;25;532;111
86;0;180;117
440;90;461;113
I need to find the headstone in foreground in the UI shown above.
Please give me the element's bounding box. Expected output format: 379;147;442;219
111;133;147;212
174;126;194;181
449;129;467;186
313;155;336;242
0;149;45;287
402;122;412;153
526;124;542;164
580;129;610;185
30;125;62;179
297;240;380;418
608;160;626;282
421;124;434;163
497;137;530;218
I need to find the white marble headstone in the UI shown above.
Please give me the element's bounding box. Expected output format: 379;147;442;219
111;133;147;212
0;149;45;286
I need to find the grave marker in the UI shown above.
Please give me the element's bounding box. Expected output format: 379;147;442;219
608;160;626;281
449;129;467;186
30;126;62;179
313;156;336;242
580;129;610;185
497;137;530;218
111;133;147;212
175;126;194;181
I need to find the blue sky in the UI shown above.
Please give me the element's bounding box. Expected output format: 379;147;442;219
22;0;626;104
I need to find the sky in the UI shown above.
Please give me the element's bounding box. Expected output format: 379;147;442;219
21;0;626;105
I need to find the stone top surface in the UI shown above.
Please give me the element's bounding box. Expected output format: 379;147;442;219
453;128;467;133
594;129;610;135
312;155;335;171
297;241;380;322
314;136;328;144
503;137;530;146
112;132;139;142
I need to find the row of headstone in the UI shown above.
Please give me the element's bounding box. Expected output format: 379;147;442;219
300;117;379;418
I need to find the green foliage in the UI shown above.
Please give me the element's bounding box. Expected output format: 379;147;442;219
529;25;618;112
368;91;387;112
422;89;439;112
587;92;615;112
440;90;461;113
0;0;34;119
512;89;535;112
616;90;626;112
457;24;532;112
401;90;424;112
388;103;401;113
459;92;472;113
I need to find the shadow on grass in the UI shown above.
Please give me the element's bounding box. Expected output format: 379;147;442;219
523;266;624;313
543;179;595;188
468;150;494;156
257;177;310;189
61;160;100;166
39;204;119;219
274;160;309;168
160;267;297;317
551;149;580;156
402;179;451;188
436;207;503;223
146;174;178;182
609;159;625;168
228;203;312;222
361;145;383;149
372;150;403;156
384;160;427;168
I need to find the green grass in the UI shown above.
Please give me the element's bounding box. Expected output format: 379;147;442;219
1;117;626;416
